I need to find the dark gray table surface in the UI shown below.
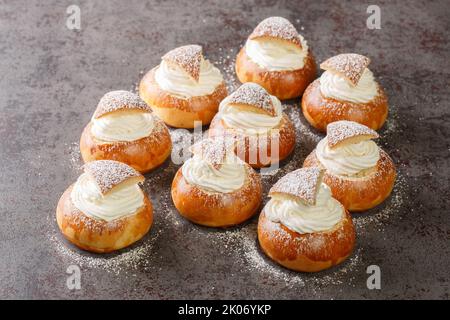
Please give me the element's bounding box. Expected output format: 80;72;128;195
0;0;449;299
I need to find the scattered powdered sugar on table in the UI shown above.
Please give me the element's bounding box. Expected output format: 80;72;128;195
214;48;240;92
48;226;161;275
66;142;82;171
203;223;363;289
381;105;400;137
283;102;323;145
353;172;407;232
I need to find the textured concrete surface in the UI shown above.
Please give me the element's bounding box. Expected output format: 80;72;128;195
0;0;449;299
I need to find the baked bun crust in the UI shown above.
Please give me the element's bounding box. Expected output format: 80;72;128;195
301;79;388;132
80;116;172;173
258;208;355;272
208;113;296;168
56;185;153;253
139;68;228;128
303;149;396;211
171;166;262;227
235;47;316;100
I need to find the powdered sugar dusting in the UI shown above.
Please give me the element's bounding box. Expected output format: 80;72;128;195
284;102;323;144
214;47;240;92
84;160;143;194
320;53;370;86
353;172;407;232
162;44;202;81
48;228;161;275
190;136;237;168
269;168;323;205
66;141;82;171
250;17;302;47
203;223;363;289
93;90;151;119
228;83;276;116
327;120;379;148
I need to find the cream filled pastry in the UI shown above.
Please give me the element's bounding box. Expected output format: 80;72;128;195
182;154;245;193
258;168;355;272
302;53;389;131
303;120;397;211
209;83;296;168
91;112;155;143
245;36;309;71
155;58;223;99
218;87;283;135
265;183;343;234
139;44;228;128
71;172;144;222
80;90;172;173
319;68;378;103
172;137;262;227
236;17;317;99
56;160;153;253
315;137;380;176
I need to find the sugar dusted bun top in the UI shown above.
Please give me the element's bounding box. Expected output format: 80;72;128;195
227;82;276;116
189;136;237;168
316;121;381;177
70;160;145;222
327;120;379;148
155;45;224;99
249;17;302;48
269;167;324;205
93;90;152;119
84;160;144;194
265;168;344;234
218;83;283;134
320;53;371;86
162;45;203;82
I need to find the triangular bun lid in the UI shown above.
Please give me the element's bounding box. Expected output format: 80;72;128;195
162;44;203;82
83;160;144;195
327;120;379;148
227;83;276;116
249;16;302;48
320;53;371;86
269;168;324;205
189;136;238;168
93;90;152;119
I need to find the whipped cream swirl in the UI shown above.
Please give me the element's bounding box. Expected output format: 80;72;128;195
265;183;343;234
316;137;380;176
218;95;283;135
71;173;144;222
319;68;378;103
91;112;155;143
182;155;245;193
245;36;309;71
155;58;223;99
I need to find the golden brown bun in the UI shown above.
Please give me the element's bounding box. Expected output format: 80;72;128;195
56;185;153;253
301;79;388;132
80;116;172;174
171;165;262;227
303;149;396;211
258;208;355;272
139;68;228;128
208;114;296;168
235;47;316;100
